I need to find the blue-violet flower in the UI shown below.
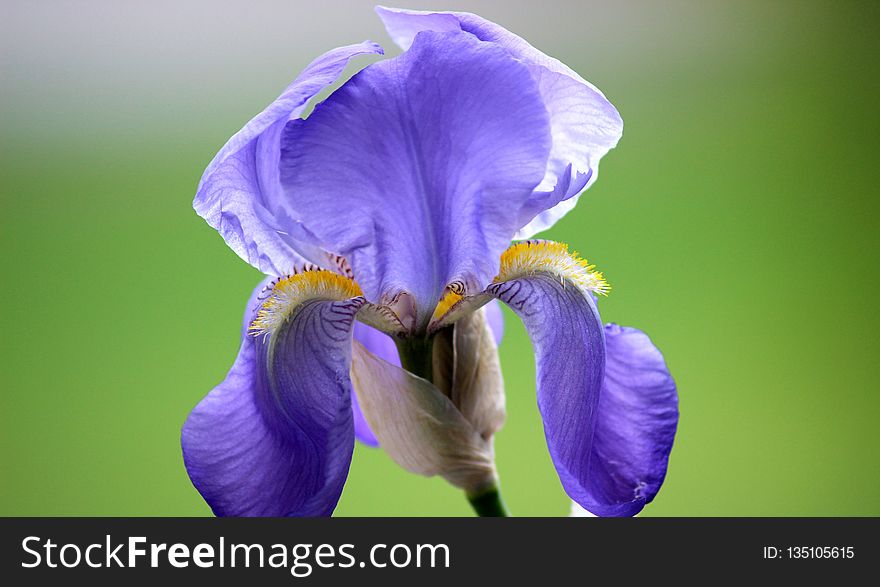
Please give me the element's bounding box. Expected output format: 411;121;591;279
182;6;678;517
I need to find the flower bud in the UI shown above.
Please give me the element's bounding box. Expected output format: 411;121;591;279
350;306;505;494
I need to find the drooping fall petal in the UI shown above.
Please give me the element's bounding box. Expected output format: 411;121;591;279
182;279;364;516
487;240;675;516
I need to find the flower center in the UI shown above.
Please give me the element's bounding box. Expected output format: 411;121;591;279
250;241;608;340
429;240;610;331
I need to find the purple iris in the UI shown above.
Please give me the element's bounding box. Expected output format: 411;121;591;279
182;6;678;517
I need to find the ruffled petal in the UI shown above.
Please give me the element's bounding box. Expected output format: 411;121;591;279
194;41;383;275
279;30;552;327
586;324;678;515
375;6;623;238
181;290;363;516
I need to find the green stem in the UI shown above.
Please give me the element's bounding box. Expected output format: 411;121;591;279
467;485;510;517
397;334;508;516
395;336;435;383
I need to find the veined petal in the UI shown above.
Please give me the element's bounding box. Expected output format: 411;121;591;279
489;271;606;514
587;324;678;516
279;30;552;328
376;6;623;238
194;41;384;275
182;275;364;516
488;241;676;516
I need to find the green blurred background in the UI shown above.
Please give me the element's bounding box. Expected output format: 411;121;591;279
2;0;878;516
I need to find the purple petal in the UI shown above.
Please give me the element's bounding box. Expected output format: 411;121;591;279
353;322;401;367
490;273;678;516
349;321;400;447
181;292;363;516
194;41;383;275
239;276;274;339
588;323;678;516
279;31;552;327
375;7;623;238
489;275;606;515
484;298;504;346
350;391;378;448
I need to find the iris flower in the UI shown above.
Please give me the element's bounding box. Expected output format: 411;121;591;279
182;6;678;517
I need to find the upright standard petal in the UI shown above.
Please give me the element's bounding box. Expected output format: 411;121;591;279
279;30;552;328
588;324;678;515
182;275;364;516
194;41;383;275
375;6;623;238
